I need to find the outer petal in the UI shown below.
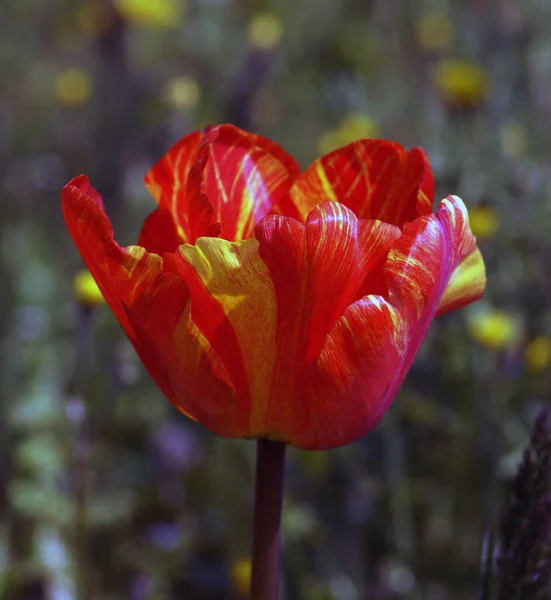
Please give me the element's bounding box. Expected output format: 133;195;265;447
292;195;483;449
164;237;278;437
198;124;301;241
288;140;434;225
144;131;215;244
255;203;401;444
379;195;485;403
61;176;235;425
303;296;409;449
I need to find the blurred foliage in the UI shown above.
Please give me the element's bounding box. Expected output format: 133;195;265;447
1;0;551;599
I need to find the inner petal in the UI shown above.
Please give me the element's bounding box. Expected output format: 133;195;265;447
200;124;301;241
289;140;434;226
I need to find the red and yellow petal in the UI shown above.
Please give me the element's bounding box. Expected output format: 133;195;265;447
61;176;234;423
289;195;484;449
254;203;401;442
165;237;278;437
124;278;238;436
198;124;301;241
256;203;400;367
435;196;486;315
381;194;485;388
144;130;215;244
385;195;485;323
289;140;434;225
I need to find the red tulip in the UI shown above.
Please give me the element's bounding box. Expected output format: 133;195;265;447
62;124;485;450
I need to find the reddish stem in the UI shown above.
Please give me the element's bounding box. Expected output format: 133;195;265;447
250;438;286;600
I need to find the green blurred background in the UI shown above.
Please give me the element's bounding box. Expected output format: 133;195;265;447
1;0;550;598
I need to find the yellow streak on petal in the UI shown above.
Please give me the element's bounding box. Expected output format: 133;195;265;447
368;295;409;355
179;237;277;433
417;189;432;212
119;246;164;303
438;247;486;315
315;163;338;203
388;252;438;319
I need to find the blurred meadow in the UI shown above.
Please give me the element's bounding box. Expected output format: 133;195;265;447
1;0;551;598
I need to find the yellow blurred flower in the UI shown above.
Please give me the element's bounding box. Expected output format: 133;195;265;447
55;68;93;107
248;12;284;50
466;306;521;350
162;76;201;110
469;206;500;242
73;270;105;307
432;59;488;108
525;337;551;373
115;0;183;29
415;13;454;52
231;558;252;598
317;113;380;155
339;113;380;141
317;130;343;156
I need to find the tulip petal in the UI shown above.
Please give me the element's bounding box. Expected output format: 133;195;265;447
199;124;301;241
436;247;485;315
289;140;434;225
125;278;239;435
381;194;485;391
62;176;234;424
137;208;183;254
165;237;278;436
290;195;484;449
301;296;409;449
436;196;486;315
257;203;401;363
144;131;215;243
255;203;401;443
386;195;485;323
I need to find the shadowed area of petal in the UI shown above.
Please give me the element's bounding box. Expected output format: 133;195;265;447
138;208;183;254
199;124;301;241
144;130;215;243
165;237;278;435
62;176;234;423
125;280;240;437
289;140;434;225
255;203;401;441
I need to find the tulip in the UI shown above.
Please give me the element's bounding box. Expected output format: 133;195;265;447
62;123;486;599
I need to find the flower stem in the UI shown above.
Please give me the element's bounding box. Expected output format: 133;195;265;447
250;438;286;600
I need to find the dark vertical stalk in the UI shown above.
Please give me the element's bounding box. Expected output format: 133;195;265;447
250;439;286;600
